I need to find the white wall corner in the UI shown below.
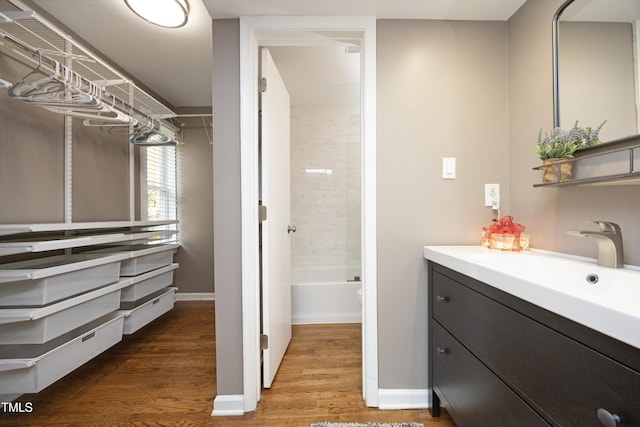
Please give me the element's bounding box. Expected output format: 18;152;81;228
377;389;431;410
212;394;245;416
175;292;215;301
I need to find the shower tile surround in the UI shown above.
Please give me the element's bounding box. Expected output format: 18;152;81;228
290;105;362;282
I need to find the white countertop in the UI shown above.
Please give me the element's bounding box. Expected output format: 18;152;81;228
424;245;640;350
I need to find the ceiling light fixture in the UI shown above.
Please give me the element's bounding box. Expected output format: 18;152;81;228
125;0;189;28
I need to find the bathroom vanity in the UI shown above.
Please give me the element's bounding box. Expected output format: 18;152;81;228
424;246;640;427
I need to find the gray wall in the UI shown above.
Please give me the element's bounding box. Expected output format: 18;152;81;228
0;56;130;223
508;0;640;265
0;57;65;223
175;114;215;295
71;122;131;222
377;19;509;389
211;19;245;396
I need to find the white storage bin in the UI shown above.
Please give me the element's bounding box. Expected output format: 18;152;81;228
118;287;176;334
88;244;178;276
0;313;124;394
120;263;178;302
119;244;177;276
0;280;129;345
0;254;124;306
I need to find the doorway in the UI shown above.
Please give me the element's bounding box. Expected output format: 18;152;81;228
239;16;378;412
270;44;362;325
261;44;362;388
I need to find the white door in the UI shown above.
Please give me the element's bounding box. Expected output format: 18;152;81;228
260;47;292;389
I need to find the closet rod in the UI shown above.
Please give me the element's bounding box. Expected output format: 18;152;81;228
176;114;212;118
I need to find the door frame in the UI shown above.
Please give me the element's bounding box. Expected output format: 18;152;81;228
238;16;378;412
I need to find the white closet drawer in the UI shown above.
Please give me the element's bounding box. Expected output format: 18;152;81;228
0;280;128;345
118;287;176;335
120;263;178;302
88;244;178;276
0;254;123;306
0;313;124;394
119;245;177;276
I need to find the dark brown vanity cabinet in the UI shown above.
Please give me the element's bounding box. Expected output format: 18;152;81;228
428;262;640;427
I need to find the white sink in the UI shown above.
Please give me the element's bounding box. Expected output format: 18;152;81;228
423;245;640;350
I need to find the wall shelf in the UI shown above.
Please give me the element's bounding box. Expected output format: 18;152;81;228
533;143;640;187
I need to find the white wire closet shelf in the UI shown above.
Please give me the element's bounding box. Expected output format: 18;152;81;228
0;231;178;257
0;4;180;145
0;220;179;237
0;221;179;256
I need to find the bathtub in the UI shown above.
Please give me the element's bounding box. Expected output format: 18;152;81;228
291;265;362;325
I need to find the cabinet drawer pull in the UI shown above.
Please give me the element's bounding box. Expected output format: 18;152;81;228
152;298;160;305
597;408;621;427
436;347;449;354
436;295;449;302
81;332;96;342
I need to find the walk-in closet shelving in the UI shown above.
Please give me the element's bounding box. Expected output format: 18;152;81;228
0;221;180;397
0;2;180;145
0;0;181;400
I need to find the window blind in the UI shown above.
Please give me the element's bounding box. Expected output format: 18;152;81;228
145;146;177;222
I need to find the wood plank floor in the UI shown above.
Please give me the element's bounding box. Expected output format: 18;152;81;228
1;301;455;427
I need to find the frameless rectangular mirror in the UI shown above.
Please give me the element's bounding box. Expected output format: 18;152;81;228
553;0;640;143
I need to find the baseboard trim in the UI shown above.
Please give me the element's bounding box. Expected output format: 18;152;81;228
292;315;361;325
176;292;215;301
212;394;244;416
378;388;430;410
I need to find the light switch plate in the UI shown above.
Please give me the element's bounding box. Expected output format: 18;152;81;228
442;157;456;179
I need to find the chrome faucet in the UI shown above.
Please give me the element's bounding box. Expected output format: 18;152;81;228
567;221;624;268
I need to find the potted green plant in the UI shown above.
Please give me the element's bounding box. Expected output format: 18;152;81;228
536;120;606;183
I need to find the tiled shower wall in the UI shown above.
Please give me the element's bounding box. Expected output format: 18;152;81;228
290;105;361;282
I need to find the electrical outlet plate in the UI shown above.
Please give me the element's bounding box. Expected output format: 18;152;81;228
485;183;500;207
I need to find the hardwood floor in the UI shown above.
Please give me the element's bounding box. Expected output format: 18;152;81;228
0;301;455;427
